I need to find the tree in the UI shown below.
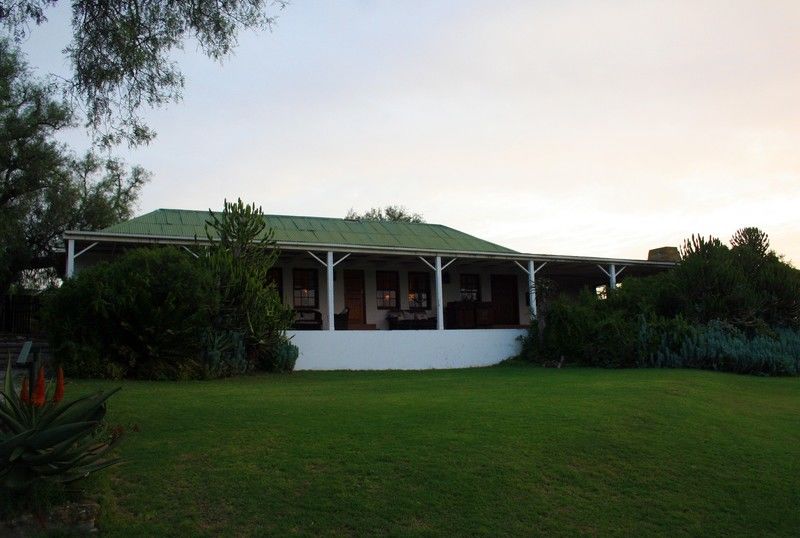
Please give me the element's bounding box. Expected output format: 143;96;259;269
0;40;147;295
204;199;294;373
345;205;425;223
730;227;771;258
730;226;773;278
1;0;288;146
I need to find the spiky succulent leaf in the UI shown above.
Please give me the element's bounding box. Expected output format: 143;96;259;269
21;429;95;464
0;378;122;490
45;388;120;428
0;405;25;434
3;358;12;396
28;421;99;451
53;458;123;484
0;431;34;460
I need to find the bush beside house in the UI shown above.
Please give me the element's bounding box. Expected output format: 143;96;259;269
43;200;297;380
44;247;216;379
522;228;800;376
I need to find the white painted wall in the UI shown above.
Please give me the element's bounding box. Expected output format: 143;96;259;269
290;328;526;370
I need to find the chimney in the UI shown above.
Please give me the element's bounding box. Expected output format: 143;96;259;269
648;246;680;262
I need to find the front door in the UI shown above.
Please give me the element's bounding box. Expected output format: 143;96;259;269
343;270;366;325
490;274;519;325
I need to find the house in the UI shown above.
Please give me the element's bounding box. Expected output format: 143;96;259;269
63;209;675;370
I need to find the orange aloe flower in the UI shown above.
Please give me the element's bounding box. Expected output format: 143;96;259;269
53;367;65;403
32;367;46;407
19;376;29;403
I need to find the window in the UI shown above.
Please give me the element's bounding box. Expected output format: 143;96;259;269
408;272;431;310
460;274;481;302
376;271;399;309
293;268;318;308
267;267;283;302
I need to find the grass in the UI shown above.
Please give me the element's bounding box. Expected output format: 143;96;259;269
72;366;799;537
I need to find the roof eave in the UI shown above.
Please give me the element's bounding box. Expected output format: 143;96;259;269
62;230;677;268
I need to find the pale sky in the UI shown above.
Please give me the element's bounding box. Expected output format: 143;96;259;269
21;0;800;262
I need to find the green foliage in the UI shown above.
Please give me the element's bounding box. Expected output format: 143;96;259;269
0;40;148;295
203;199;295;373
755;259;800;328
0;361;121;494
673;241;758;325
611;227;800;331
639;320;800;376
44;247;215;380
526;293;638;368
43;200;296;380
345;205;425;223
1;1;288;146
679;233;725;259
265;339;299;373
523;227;800;376
730;226;770;258
201;329;247;379
524;299;800;376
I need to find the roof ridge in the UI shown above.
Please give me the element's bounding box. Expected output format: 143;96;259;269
150;208;451;228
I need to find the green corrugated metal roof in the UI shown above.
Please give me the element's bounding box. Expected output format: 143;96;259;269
99;209;518;254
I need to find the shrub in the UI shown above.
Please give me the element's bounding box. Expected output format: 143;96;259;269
264;339;299;373
201;329;247;378
203;199;295;372
525;305;800;376
0;362;121;516
640;321;800;376
524;293;638;368
44;200;297;379
669;229;800;331
671;241;758;327
606;229;800;333
44;247;216;379
522;227;800;376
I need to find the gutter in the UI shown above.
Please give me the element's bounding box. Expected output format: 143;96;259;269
62;230;676;268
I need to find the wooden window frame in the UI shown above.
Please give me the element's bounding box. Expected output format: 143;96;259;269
407;271;431;311
460;273;481;302
292;268;319;309
375;270;399;310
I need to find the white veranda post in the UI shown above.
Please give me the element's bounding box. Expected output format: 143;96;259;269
419;255;455;331
435;256;444;331
66;239;75;278
527;260;537;320
308;250;351;331
514;259;546;322
65;239;98;279
327;251;335;331
597;263;626;293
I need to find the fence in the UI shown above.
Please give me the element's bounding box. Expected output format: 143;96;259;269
0;294;43;335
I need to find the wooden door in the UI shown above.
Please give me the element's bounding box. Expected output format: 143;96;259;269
343;270;366;325
490;274;519;325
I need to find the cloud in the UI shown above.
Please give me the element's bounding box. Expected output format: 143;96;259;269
20;0;800;262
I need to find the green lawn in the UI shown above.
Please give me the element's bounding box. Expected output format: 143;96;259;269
76;366;800;537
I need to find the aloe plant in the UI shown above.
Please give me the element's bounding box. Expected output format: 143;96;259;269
0;360;122;489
